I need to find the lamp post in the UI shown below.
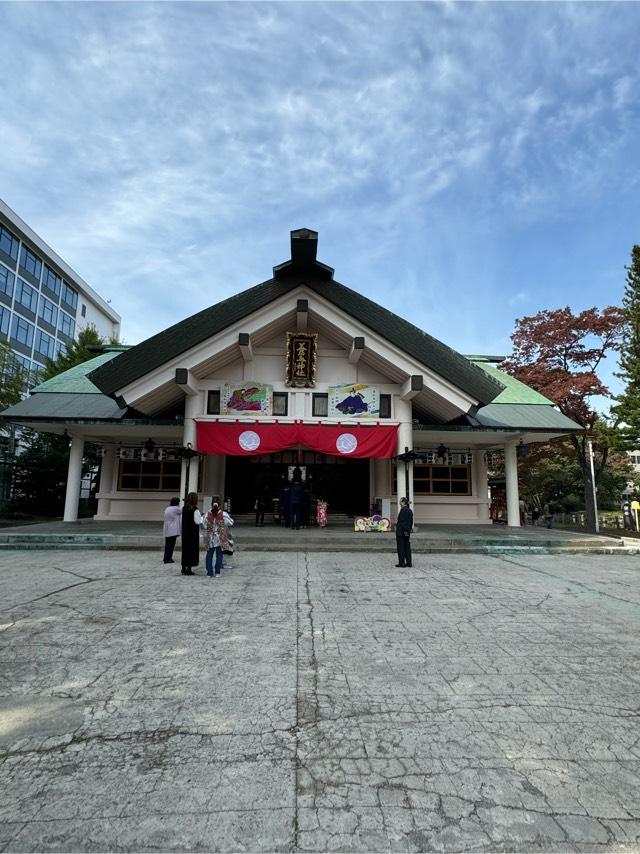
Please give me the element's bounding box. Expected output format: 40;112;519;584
395;447;421;500
180;442;200;503
587;437;599;533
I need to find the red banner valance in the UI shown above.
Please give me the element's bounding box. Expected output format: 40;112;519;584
195;421;398;458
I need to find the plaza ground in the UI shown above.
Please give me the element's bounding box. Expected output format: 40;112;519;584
1;549;639;852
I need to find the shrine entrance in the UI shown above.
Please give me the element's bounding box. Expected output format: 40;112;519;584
225;450;370;517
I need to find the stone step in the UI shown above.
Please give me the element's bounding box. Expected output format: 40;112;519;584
0;536;634;554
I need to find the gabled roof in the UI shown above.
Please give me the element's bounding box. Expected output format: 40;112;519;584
2;349;156;424
467;358;554;405
31;350;122;395
89;232;504;407
466;358;581;432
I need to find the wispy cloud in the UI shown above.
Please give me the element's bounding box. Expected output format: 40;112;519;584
0;1;638;352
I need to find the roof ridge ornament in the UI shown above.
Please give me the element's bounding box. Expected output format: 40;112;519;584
273;228;335;281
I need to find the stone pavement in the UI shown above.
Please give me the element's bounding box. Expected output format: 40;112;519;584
1;549;639;852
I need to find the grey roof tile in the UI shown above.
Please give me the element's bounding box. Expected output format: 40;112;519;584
89;272;503;405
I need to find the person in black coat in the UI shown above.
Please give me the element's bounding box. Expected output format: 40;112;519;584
181;492;202;575
290;480;304;529
395;497;413;568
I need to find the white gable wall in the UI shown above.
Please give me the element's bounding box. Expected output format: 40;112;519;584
93;285;495;524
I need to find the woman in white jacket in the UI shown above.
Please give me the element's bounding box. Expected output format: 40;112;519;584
163;497;182;564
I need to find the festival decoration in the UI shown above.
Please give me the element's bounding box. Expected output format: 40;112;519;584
195;421;398;458
354;515;392;532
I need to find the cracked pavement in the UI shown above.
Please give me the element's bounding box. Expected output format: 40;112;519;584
1;549;639;852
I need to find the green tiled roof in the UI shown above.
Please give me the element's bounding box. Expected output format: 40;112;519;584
474;403;580;431
468;359;553;405
89;273;504;406
31;351;122;395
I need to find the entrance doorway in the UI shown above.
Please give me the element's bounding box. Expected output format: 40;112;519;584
225;450;370;517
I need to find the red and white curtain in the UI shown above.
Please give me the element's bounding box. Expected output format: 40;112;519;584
195;420;398;458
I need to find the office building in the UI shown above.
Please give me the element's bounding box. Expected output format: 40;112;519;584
0;198;121;382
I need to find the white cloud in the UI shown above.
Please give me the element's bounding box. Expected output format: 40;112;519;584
0;1;638;354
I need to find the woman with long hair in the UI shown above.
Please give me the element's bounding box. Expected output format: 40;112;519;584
181;492;202;575
203;501;230;577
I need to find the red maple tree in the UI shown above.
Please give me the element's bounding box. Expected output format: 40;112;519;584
502;306;625;528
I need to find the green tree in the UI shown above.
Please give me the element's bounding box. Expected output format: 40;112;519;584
42;325;104;380
0;342;28;425
8;328;109;517
10;430;74;515
517;436;633;514
612;245;640;448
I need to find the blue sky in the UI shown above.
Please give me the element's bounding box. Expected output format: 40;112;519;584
1;1;638;395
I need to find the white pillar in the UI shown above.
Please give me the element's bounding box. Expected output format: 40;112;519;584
504;440;520;528
95;445;115;518
395;398;414;512
180;393;202;499
63;435;85;522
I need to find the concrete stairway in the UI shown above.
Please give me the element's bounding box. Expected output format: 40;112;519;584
0;521;637;554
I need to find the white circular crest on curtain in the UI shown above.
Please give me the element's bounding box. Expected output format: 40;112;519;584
336;433;357;454
239;430;261;452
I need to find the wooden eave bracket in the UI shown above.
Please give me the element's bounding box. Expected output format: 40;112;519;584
400;375;423;401
296;299;308;331
238;332;254;363
174;368;199;396
348;336;365;364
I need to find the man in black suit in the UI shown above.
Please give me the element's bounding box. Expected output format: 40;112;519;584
395;497;413;567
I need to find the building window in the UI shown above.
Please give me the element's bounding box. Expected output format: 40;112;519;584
14;353;31;372
38;295;58;327
54;339;67;357
62;282;78;311
379;394;391;419
0;224;19;261
273;392;288;416
118;459;182;491
0;265;14;299
11;315;34;348
392;463;472;496
58;311;75;338
312;393;328;417
42;265;62;297
0;305;9;337
207;390;221;414
16;279;38;313
10;353;35;389
19;246;42;281
34;329;54;360
30;361;44;386
81;303;87;317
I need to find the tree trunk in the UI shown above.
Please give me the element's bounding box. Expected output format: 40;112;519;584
571;434;597;532
583;465;597;531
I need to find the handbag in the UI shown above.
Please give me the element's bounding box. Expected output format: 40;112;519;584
223;535;234;556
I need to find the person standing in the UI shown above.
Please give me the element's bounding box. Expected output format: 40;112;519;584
395;497;413;568
316;497;328;528
204;502;230;577
290;479;303;529
163;497;182;564
255;493;266;526
542;502;554;529
181;492;202;575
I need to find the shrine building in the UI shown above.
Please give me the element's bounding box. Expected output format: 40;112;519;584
2;229;580;526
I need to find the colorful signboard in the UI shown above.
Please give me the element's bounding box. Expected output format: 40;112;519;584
328;383;379;418
222;383;273;415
